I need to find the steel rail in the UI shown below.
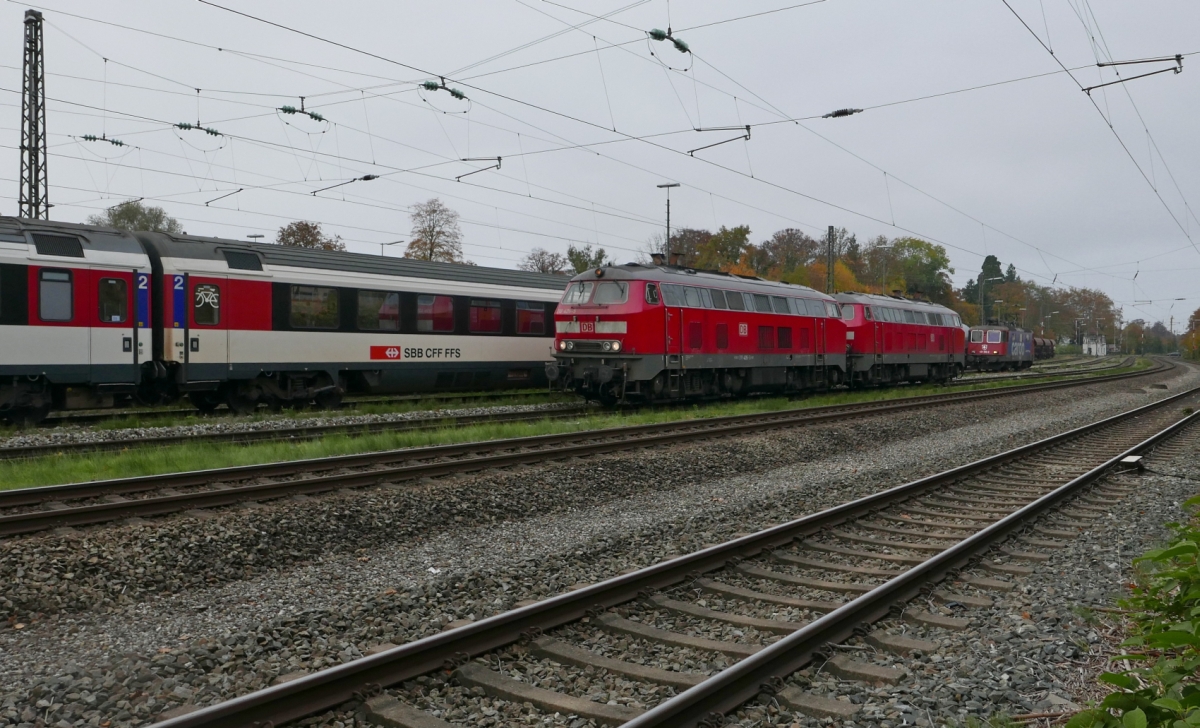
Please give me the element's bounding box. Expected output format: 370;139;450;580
149;385;1200;728
0;360;1172;535
0;405;591;461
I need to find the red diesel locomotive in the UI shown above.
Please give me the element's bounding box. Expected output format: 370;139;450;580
547;263;848;403
834;292;966;386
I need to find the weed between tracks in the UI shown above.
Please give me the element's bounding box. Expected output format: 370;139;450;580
0;358;1153;490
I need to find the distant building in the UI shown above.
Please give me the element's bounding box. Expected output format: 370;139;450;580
1082;335;1107;356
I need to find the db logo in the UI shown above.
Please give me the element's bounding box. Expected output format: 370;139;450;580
738;323;749;337
370;345;404;360
580;322;595;333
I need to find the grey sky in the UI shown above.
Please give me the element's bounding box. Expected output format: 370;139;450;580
2;0;1198;328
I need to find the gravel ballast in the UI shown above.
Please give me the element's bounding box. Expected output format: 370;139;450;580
0;364;1196;728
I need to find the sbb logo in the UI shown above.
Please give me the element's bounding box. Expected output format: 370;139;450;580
370;346;404;360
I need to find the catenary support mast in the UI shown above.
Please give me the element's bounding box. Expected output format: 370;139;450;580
19;9;49;220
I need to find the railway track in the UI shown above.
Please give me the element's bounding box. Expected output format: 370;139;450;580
33;388;569;428
147;379;1200;728
0;358;1177;537
0;357;1153;461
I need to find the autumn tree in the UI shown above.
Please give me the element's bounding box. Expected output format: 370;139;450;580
405;198;464;262
761;228;819;278
695;226;750;271
276;220;345;251
518;248;570;274
566;244;609;273
87;200;182;234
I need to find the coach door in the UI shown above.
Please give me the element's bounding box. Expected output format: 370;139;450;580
89;270;138;384
188;275;229;380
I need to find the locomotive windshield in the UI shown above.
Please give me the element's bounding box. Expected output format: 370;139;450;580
593;281;628;304
986;330;1003;343
562;281;594;305
970;330;984;343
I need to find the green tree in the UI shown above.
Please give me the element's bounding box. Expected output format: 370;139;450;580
566;244;609;273
86;200;182;234
695;225;750;271
276;220;346;251
887;237;954;303
1004;263;1019;283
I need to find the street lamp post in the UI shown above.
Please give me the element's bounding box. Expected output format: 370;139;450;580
876;243;893;294
994;300;1004;324
1041;310;1059;337
979;276;1003;324
380;239;405;257
1018;307;1027;328
657;183;681;260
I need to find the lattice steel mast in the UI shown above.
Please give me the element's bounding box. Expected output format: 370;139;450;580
19;9;49;219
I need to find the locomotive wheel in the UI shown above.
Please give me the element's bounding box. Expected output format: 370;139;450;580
225;389;258;415
314;390;343;410
187;391;222;413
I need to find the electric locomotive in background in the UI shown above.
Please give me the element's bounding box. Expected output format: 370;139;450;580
547;261;849;403
966;324;1035;371
0;216;566;424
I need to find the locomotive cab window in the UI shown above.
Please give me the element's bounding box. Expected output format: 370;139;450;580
804;299;826;317
593;281;628;304
970;330;984;343
986;330;1003;344
644;283;660;305
290;285;338;329
469;299;503;333
841;304;855;320
417;294;455;332
516;301;545;335
562;282;594;305
39;269;73;321
193;283;221;326
660;284;684;306
863;306;873;320
357;290;400;331
98;278;128;323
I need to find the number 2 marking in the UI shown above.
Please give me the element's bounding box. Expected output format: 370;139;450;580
174;276;184;291
137;275;148;290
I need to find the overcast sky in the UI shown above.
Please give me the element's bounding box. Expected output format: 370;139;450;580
2;0;1198;328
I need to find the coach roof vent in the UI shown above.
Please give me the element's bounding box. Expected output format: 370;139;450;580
222;249;263;271
32;233;84;258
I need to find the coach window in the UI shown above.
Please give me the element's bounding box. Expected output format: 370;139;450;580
725;289;746;311
98;278;128;324
469;299;503;333
771;296;789;314
986;330;1003;344
290;285;338;329
593;281;628;304
644;283;660;305
709;289;728;309
562;281;594;305
516;301;545;335
417;294;455;332
683;286;702;308
357;290;400;331
39;269;73;321
193;283;221;326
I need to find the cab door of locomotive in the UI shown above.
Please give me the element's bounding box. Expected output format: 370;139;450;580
661;284;683;368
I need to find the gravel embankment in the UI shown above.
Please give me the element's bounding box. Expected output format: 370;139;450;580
0;401;579;450
0;364;1194;728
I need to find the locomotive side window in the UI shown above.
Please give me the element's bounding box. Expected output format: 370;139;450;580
803;299;826;317
290;285;337;329
970;330;984;343
771;296;789;314
516;301;545;335
660;284;684;306
902;310;916;324
709;289;728;309
778;327;793;349
758;325;774;349
562;282;594;305
863;306;873;320
825;302;840;318
986;330;1003;344
683;286;702;308
593;281;628;304
469;299;503;333
39;269;73;321
417;294;455;332
700;288;714;308
194;283;221;326
840;304;855;320
725;290;746;311
357;290;400;331
753;294;772;313
98;278;128;323
644;283;660;305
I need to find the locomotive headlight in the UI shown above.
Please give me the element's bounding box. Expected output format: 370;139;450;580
610;341;621;352
602;341;613;352
564;340;575;351
558;340;567;350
